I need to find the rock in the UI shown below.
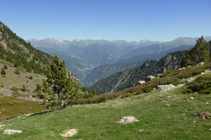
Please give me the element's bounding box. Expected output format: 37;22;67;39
196;62;205;66
181;78;194;84
155;74;162;78
117;116;139;123
0;124;5;128
190;97;194;99
145;76;155;82
205;69;211;73
60;129;78;137
178;67;185;71
157;84;175;90
4;129;22;135
201;72;205;75
197;112;210;119
132;84;136;87
138;80;145;85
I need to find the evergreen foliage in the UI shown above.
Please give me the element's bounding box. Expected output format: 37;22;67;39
21;84;26;92
43;54;80;110
14;69;20;75
181;36;210;67
0;21;51;75
4;64;8;69
1;67;6;75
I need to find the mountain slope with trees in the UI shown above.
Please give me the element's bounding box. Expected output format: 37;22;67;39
90;51;187;93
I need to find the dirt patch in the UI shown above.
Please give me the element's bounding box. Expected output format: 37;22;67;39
60;129;79;137
197;112;210;119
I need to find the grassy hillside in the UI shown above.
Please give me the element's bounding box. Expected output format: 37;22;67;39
0;63;211;139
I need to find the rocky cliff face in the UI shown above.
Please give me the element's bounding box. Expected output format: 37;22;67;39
90;50;186;93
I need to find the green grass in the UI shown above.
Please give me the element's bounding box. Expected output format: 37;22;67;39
0;86;211;139
0;97;44;121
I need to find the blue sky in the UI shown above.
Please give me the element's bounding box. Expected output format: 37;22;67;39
1;0;210;42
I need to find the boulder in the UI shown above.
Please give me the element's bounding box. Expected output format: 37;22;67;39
155;74;162;78
196;62;205;66
131;84;136;87
145;76;155;82
117;116;139;123
4;129;22;135
138;80;145;85
178;67;185;71
181;78;194;84
157;84;175;90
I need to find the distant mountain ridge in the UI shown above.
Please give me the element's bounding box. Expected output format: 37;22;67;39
27;36;211;85
89;50;187;93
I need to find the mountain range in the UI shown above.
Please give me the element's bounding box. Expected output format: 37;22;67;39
27;36;211;87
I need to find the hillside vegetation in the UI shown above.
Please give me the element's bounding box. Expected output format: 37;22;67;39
1;62;211;139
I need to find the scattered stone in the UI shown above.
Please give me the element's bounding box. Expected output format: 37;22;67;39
190;97;194;99
196;62;205;66
117;116;139;123
4;129;22;135
201;72;205;75
182;78;194;84
131;84;136;87
0;124;5;128
138;80;145;85
166;104;171;106
182;113;186;115
205;69;211;73
206;102;209;105
165;96;172;98
209;129;211;130
145;76;155;82
157;84;175;90
138;129;144;132
60;129;78;137
178;67;185;71
25;114;32;117
197;112;210;119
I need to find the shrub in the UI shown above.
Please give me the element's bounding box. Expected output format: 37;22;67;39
36;84;42;91
0;101;3;107
11;86;19;91
160;69;177;78
4;64;8;69
182;74;211;94
14;69;20;75
1;67;6;75
37;90;45;99
21;84;26;92
14;63;18;68
29;75;33;79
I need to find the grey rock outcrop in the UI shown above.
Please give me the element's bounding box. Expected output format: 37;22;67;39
4;129;22;135
155;74;162;78
178;67;185;71
145;76;156;82
196;62;205;66
157;84;175;90
138;80;145;85
117;116;139;123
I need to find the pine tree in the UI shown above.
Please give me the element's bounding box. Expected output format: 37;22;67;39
4;64;8;69
43;54;79;110
1;67;6;75
181;36;210;67
92;87;96;95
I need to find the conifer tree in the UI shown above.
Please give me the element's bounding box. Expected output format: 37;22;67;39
4;64;8;69
181;36;210;67
1;67;6;75
43;54;79;110
92;87;96;95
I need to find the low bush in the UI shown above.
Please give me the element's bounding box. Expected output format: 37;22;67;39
29;75;33;79
160;69;177;78
14;69;20;75
182;74;211;94
11;86;19;91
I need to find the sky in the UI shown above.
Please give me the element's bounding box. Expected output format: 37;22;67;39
1;0;211;42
